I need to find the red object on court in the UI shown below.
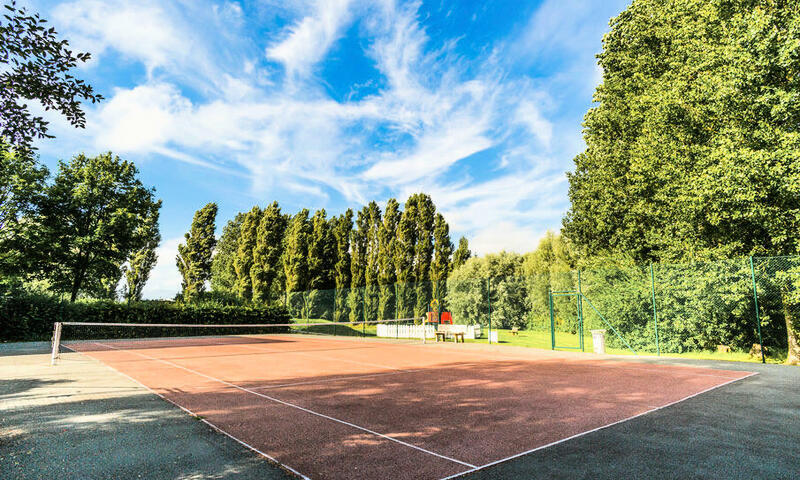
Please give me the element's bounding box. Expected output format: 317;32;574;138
440;312;453;324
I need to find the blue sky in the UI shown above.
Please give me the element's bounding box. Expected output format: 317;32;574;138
27;0;631;298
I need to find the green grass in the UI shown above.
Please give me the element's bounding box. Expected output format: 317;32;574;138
465;327;785;364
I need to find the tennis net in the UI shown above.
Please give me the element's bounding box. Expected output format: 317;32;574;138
50;317;425;364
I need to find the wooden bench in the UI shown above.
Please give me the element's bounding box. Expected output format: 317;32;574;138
511;326;519;336
435;331;447;342
453;332;464;343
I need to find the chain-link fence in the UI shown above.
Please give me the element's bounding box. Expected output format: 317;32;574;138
281;256;799;362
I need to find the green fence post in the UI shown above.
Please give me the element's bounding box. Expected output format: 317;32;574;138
577;270;584;352
650;264;660;356
749;256;766;364
487;278;492;344
362;287;366;338
549;288;555;350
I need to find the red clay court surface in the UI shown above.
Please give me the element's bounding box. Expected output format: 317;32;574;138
65;335;755;480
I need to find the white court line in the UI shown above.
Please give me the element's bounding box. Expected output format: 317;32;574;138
93;342;477;470
60;345;310;480
437;371;759;480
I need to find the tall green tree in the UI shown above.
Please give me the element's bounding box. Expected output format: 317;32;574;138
123;202;161;304
395;197;417;319
452;237;471;271
0;1;103;149
0;141;47;278
364;201;382;321
378;199;400;319
38;153;159;302
562;0;800;361
234;206;261;301
210;212;245;294
331;209;353;322
307;209;336;318
283;209;311;317
431;212;453;310
413;193;435;316
176;203;217;302
252;202;287;304
349;206;369;322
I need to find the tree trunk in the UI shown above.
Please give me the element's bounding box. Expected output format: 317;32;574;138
782;288;800;365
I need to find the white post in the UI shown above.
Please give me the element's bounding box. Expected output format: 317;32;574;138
50;322;62;365
421;316;426;344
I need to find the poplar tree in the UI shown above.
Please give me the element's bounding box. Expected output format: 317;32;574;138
349;206;369;322
252;202;287;304
234;206;261;301
378;199;400;319
307;209;336;318
332;210;353;322
176;203;218;302
413;194;436;316
453;237;471;270
283;209;311;317
364;201;382;321
210;213;245;294
124;203;161;304
395;197;417;319
431;212;453;310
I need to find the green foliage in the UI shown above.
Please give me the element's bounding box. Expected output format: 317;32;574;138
395;198;416;319
252;202;287;304
564;0;800;262
306;209;336;318
522;232;576;325
210;212;244;294
283;209;311;316
378;199;400;320
349;206;368;322
431;212;453;309
413;194;435;317
364;202;381;321
123;203;161;304
37;153;160;302
331;210;352;322
0;1;103;149
0;141;47;277
452;237;471;271
0;292;289;342
176;203;217;302
234;206;260;301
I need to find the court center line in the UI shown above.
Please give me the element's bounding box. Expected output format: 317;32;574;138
93;342;477;470
436;371;759;480
60;345;310;480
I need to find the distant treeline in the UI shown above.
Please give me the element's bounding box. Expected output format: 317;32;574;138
203;194;471;321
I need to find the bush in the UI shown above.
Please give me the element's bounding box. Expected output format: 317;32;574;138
0;293;290;341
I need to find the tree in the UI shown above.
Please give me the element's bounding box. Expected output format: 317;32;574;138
395;197;417;319
38;153;159;302
522;231;576;326
211;212;245;294
252;202;287;304
331;210;352;322
452;237;471;271
123;201;161;304
0;140;46;277
234;206;261;301
283;209;311;317
378;199;400;319
349;206;369;322
176;203;217;301
562;0;800;361
413;193;435;317
306;209;336;318
0;1;103;149
364;201;382;321
431;212;453;310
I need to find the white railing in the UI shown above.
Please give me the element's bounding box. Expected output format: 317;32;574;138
376;324;482;339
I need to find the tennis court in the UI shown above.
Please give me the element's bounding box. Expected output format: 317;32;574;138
58;329;755;480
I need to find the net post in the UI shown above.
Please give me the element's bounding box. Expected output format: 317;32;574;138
749;256;766;364
50;322;62;365
650;263;660;356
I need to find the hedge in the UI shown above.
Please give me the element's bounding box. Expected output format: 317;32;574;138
0;294;291;342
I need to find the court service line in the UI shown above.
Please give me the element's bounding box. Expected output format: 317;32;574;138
61;344;310;480
437;371;759;480
93;342;477;470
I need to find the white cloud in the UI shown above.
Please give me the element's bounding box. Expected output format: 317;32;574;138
141;236;182;300
266;0;355;79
